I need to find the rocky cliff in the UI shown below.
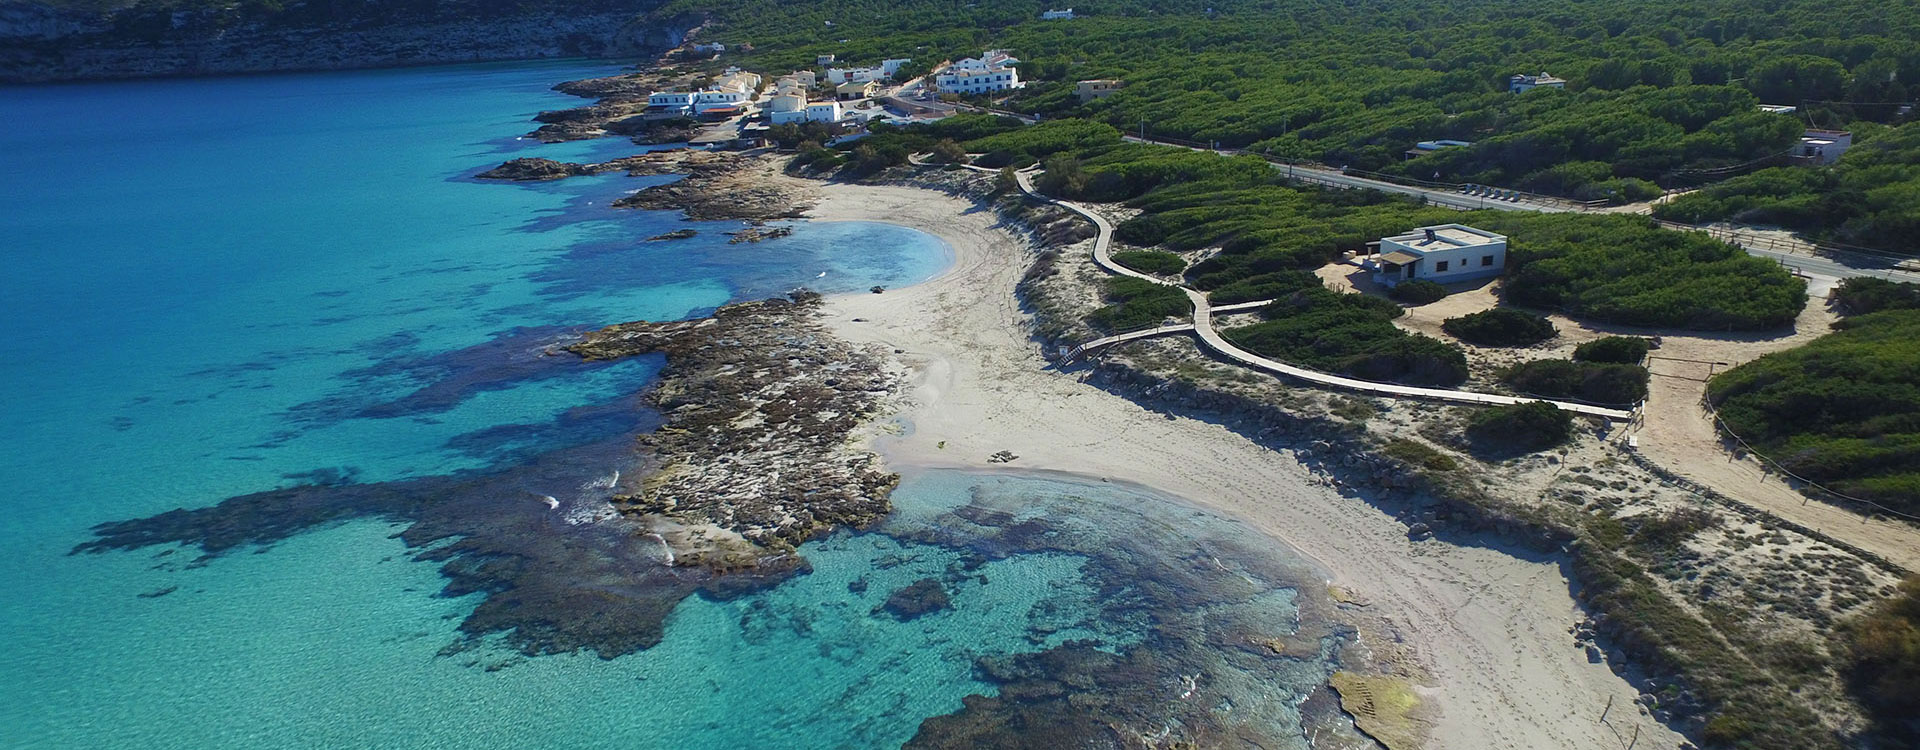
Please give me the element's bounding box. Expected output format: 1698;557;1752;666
0;0;704;82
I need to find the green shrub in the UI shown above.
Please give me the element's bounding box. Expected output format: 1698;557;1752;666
1383;437;1459;471
1389;280;1448;305
1223;287;1466;386
1574;336;1653;364
1832;278;1920;315
1842;575;1920;741
1504;359;1650;405
1707;309;1920;515
1088;276;1190;331
1467;401;1574;452
1111;250;1187;275
1442;307;1557;347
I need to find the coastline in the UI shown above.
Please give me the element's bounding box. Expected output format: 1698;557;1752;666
806;178;1688;750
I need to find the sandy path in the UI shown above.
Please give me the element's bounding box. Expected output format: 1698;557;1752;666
807;182;1686;750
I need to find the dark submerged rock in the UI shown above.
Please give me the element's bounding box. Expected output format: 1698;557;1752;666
876;578;951;620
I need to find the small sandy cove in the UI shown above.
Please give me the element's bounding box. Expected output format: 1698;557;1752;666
809;181;1686;750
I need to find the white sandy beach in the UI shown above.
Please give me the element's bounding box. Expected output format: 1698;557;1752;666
807;180;1688;750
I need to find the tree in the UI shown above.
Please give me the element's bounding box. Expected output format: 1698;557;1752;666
930;138;968;164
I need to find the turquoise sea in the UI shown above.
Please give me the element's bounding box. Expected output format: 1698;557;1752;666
0;61;1350;747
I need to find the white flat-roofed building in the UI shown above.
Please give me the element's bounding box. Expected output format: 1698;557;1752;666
780;70;817;89
1509;72;1566;93
645;91;695;118
1797;129;1853;164
1042;8;1074;19
936;50;1023;95
1076;79;1122;103
880;58;913;76
816;54;837;65
693;88;750;113
1370;224;1507;287
804;101;843;123
827;66;887;85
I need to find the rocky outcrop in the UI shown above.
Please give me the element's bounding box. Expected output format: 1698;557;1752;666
570;292;903;565
612;153;818;220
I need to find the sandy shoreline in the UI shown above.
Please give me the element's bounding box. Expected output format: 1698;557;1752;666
807;180;1687;750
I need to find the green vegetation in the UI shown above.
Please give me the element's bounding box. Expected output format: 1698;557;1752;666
1382;437;1459;471
1088;276;1188;332
1707;306;1920;515
1833;276;1920;314
1225;282;1468;386
1654;122;1920;251
1441;307;1557;346
1503;359;1651;405
1842;575;1920;742
1388;280;1448;305
1466;401;1573;452
1492;213;1807;328
1110;250;1187;276
1574;335;1654;364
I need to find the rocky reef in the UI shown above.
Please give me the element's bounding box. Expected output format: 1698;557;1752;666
610;153;817;220
876;577;951;620
74;292;904;658
570;292;902;566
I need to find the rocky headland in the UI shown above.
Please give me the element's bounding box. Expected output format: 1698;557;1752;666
477;149;816;221
569;292;903;567
75;292;905;657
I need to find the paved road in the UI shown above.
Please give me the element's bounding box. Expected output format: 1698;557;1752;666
1010;169;1634;421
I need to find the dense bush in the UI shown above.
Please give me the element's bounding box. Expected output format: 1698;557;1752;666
1087;276;1189;331
1504;359;1651;405
1707;309;1920;515
1842;575;1920;742
1467;401;1574;452
1442;307;1557;346
1388;280;1448;305
1574;336;1653;364
1110;250;1187;275
1223;286;1468;386
1832;277;1920;315
1486;213;1807;329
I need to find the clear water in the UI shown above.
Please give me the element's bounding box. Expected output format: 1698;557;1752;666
0;61;1337;748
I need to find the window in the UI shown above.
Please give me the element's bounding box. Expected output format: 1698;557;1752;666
1435;260;1449;272
1482;255;1494;266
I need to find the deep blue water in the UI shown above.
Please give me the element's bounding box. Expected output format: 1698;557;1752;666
0;61;1338;748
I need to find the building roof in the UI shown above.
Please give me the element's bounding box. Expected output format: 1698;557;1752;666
1385;224;1506;251
1381;250;1422;265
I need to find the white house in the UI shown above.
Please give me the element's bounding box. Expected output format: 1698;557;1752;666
1041;8;1075;19
880;58;913;76
936;50;1023;95
816;54;837;65
779;70;817;89
1509;72;1566;93
689;42;725;54
827;66;887;85
693;89;749;113
804;101;844;123
645;91;695;118
1369;224;1507;287
1797;129;1853;164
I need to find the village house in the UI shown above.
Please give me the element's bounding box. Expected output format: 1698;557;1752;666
1796;128;1853;164
1076;79;1122;103
836;79;880;100
645;91;695;118
816;54;836;65
827;66;887;85
1367;224;1507;287
936;50;1023;95
779;70;817;89
1508;72;1566;93
1042;8;1075;19
804;101;844;123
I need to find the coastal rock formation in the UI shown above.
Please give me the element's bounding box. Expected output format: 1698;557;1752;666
570;293;902;565
612;154;818;220
475;148;726;182
876;578;951;620
74;292;903;658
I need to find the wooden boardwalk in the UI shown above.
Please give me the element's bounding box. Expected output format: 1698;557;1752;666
1011;170;1635;421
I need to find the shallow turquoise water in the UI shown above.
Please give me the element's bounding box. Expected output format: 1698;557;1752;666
0;61;1336;748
